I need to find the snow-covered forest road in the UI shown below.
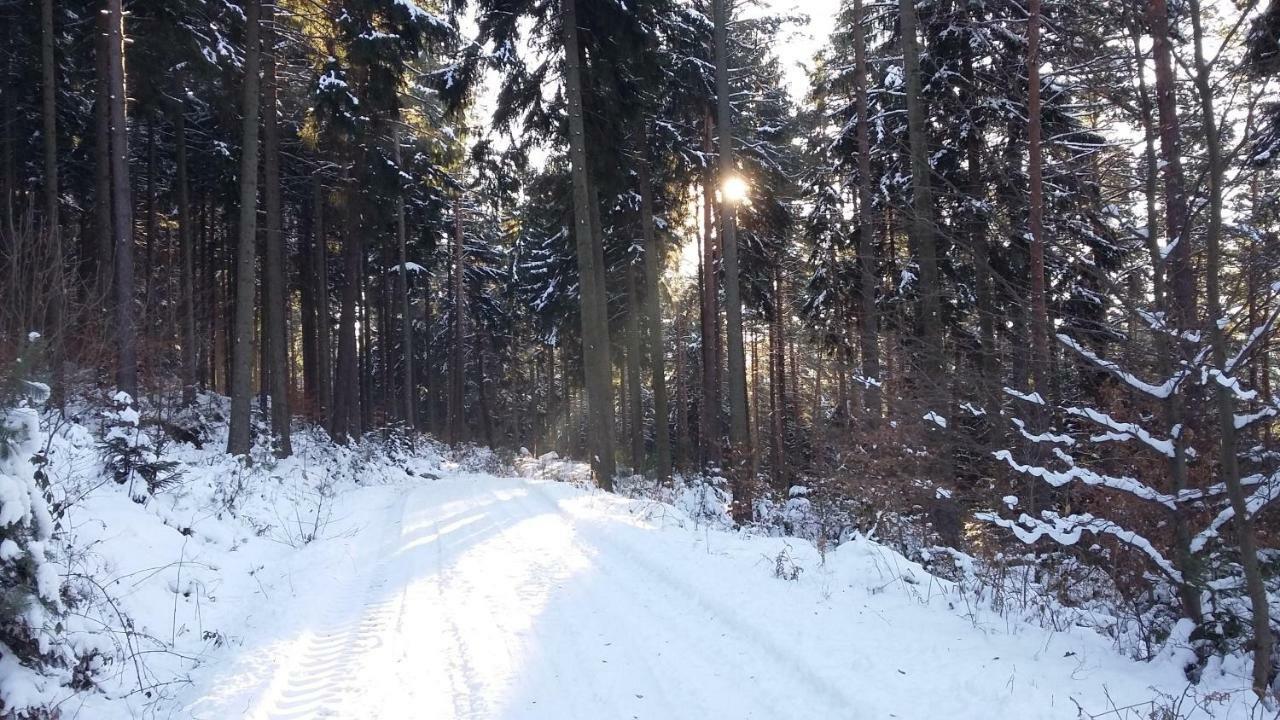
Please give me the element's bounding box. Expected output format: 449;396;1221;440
178;473;1205;720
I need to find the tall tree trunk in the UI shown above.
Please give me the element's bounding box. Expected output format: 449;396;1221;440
40;0;64;401
175;103;198;406
812;351;823;462
1024;0;1049;514
299;186;318;412
107;0;137;398
1026;0;1048;399
393;126;415;427
637;124;672;482
675;309;690;470
562;0;616;487
1149;0;1203;627
261;5;290;456
359;255;372;433
476;326;495;447
1190;0;1271;695
752;327;762;476
94;10;114;293
313;177;332;429
227;0;263;454
626;265;645;471
771;268;786;488
853;0;881;425
1132;24;1163;306
424;271;439;435
899;0;943;395
714;0;753;516
1;12;13;238
448;195;466;444
700;111;721;469
333;159;363;442
1150;0;1195;332
143;118;158;338
961;32;997;417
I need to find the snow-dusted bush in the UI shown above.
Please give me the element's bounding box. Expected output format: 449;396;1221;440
97;392;183;501
450;444;512;475
673;472;733;529
977;319;1280;675
0;343;64;718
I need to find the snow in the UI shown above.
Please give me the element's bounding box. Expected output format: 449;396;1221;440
1192;471;1280;553
158;471;1207;719
992;450;1178;509
25;407;1257;718
1057;334;1182;399
977;511;1184;583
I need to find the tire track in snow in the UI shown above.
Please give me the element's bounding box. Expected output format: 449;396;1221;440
499;486;710;720
426;485;605;720
250;494;408;720
522;480;864;718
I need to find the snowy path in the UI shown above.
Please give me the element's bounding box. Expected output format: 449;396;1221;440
182;474;1200;720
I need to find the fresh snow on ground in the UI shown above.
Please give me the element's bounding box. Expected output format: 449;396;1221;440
35;410;1259;719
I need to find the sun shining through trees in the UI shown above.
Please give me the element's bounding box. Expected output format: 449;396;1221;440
721;174;749;205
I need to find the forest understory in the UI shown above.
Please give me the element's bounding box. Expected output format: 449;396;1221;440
0;393;1270;719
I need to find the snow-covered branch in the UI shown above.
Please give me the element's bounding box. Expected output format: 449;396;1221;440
1057;334;1184;399
1061;405;1175;458
992;450;1178;508
976;511;1183;582
1191;472;1280;553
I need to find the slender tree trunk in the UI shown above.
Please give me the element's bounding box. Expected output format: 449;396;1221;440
812;351;823;462
476;326;495;447
768;269;778;486
562;0;616;487
1024;0;1049;514
40;0;65;401
107;0;137;397
626;265;645;471
714;0;753;515
1151;0;1195;332
700;112;721;469
899;0;943;394
751;327;762;475
424;271;438;435
1149;0;1203;627
313;177;332;429
1;13;13;238
1132;26;1164;305
448;195;466;444
394;126;415;427
637;124;672;482
300;188;318;412
359;255;372;433
379;242;392;423
175;104;198;406
143;119;158;338
333;157;364;442
94;11;113;294
227;0;263;455
261;5;290;456
675;309;690;470
1027;0;1048;398
1189;0;1271;695
853;0;881;425
960;32;997;417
